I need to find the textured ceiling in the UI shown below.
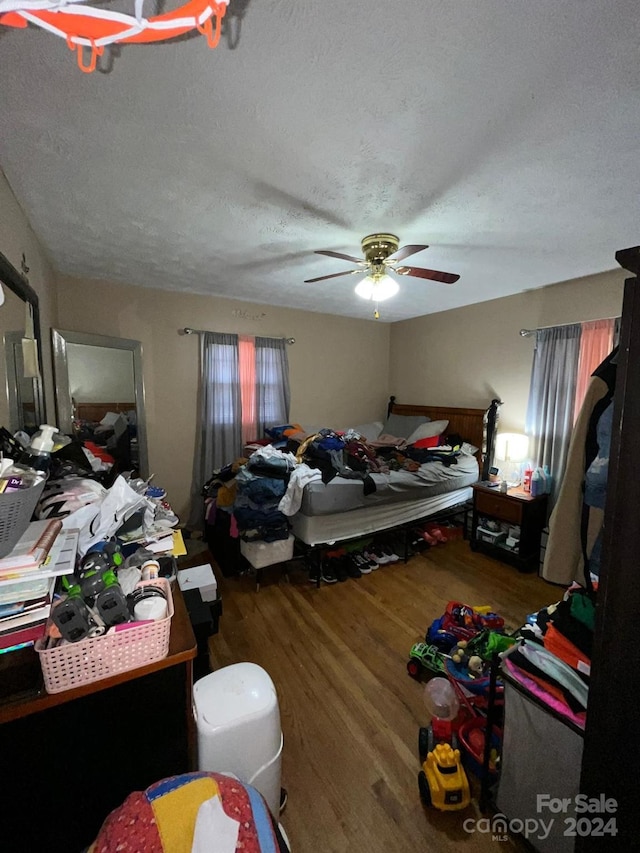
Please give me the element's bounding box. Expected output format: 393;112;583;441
1;0;639;322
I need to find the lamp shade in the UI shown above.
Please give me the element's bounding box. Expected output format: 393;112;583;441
494;432;529;463
355;274;399;301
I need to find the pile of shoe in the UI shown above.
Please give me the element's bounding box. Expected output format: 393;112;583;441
368;536;404;566
310;539;401;584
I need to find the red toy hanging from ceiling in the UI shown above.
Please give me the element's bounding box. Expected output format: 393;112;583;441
0;0;229;72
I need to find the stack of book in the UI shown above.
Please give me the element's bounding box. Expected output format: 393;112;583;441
0;519;79;653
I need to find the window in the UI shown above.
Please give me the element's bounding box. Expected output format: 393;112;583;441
190;332;291;522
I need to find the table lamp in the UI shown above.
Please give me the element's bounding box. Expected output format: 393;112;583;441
494;433;529;487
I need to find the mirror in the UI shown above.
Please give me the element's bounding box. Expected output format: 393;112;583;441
0;252;45;433
51;329;149;478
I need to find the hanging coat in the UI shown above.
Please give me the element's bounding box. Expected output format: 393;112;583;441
542;349;617;585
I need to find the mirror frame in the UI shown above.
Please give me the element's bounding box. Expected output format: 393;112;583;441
0;251;46;431
51;328;149;478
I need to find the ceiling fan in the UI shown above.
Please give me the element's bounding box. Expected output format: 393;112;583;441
304;233;460;298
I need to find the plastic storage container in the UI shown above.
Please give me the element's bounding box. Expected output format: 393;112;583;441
0;479;46;557
35;578;173;693
240;534;294;569
194;662;283;817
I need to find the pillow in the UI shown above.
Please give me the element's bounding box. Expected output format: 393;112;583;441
406;419;450;444
349;421;384;442
382;413;430;439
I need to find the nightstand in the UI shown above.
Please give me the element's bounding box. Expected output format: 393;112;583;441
470;483;548;572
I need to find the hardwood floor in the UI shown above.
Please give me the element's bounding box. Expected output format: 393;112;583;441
206;540;557;852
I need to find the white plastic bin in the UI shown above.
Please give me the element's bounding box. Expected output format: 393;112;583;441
193;662;283;817
240;535;294;569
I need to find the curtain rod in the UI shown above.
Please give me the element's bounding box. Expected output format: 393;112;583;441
181;327;296;344
519;316;620;337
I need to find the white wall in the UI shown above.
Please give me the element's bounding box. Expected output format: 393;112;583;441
389;269;626;433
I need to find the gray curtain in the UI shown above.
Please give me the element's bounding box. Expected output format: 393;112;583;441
525;324;581;502
189;332;241;526
255;336;290;437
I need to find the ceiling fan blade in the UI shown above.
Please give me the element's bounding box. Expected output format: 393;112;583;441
388;244;429;262
395;266;460;284
304;269;363;284
315;249;365;264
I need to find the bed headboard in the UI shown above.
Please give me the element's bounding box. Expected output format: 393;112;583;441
387;395;498;468
75;402;135;423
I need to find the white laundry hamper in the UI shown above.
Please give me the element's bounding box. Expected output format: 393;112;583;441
193;662;283;818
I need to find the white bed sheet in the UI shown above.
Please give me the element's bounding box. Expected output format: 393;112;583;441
290;485;473;546
300;450;478;515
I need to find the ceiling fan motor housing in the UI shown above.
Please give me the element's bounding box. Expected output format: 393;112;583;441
361;233;400;264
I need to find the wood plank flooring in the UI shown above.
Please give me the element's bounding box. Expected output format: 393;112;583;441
206;540;558;852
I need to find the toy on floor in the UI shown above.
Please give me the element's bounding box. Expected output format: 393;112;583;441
419;742;471;811
442;629;515;698
450;640;484;675
420;676;463;747
457;717;502;781
426;601;505;651
417;677;471;810
406;642;449;679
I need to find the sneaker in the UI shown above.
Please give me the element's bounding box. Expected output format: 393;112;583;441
364;548;386;566
357;550;378;571
380;543;400;563
350;553;372;575
344;556;362;579
360;551;380;572
335;557;349;582
370;546;392;565
321;559;339;584
308;566;322;584
385;533;406;555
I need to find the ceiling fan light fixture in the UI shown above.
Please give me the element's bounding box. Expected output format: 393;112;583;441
355;274;399;302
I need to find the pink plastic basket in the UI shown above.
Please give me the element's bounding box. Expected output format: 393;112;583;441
36;578;174;694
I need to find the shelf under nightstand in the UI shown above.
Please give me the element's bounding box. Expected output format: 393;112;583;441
470;483;548;572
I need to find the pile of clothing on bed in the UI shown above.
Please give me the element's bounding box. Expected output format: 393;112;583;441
203;421;469;546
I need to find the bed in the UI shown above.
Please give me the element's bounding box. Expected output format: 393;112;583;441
289;397;495;548
204;397;498;578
